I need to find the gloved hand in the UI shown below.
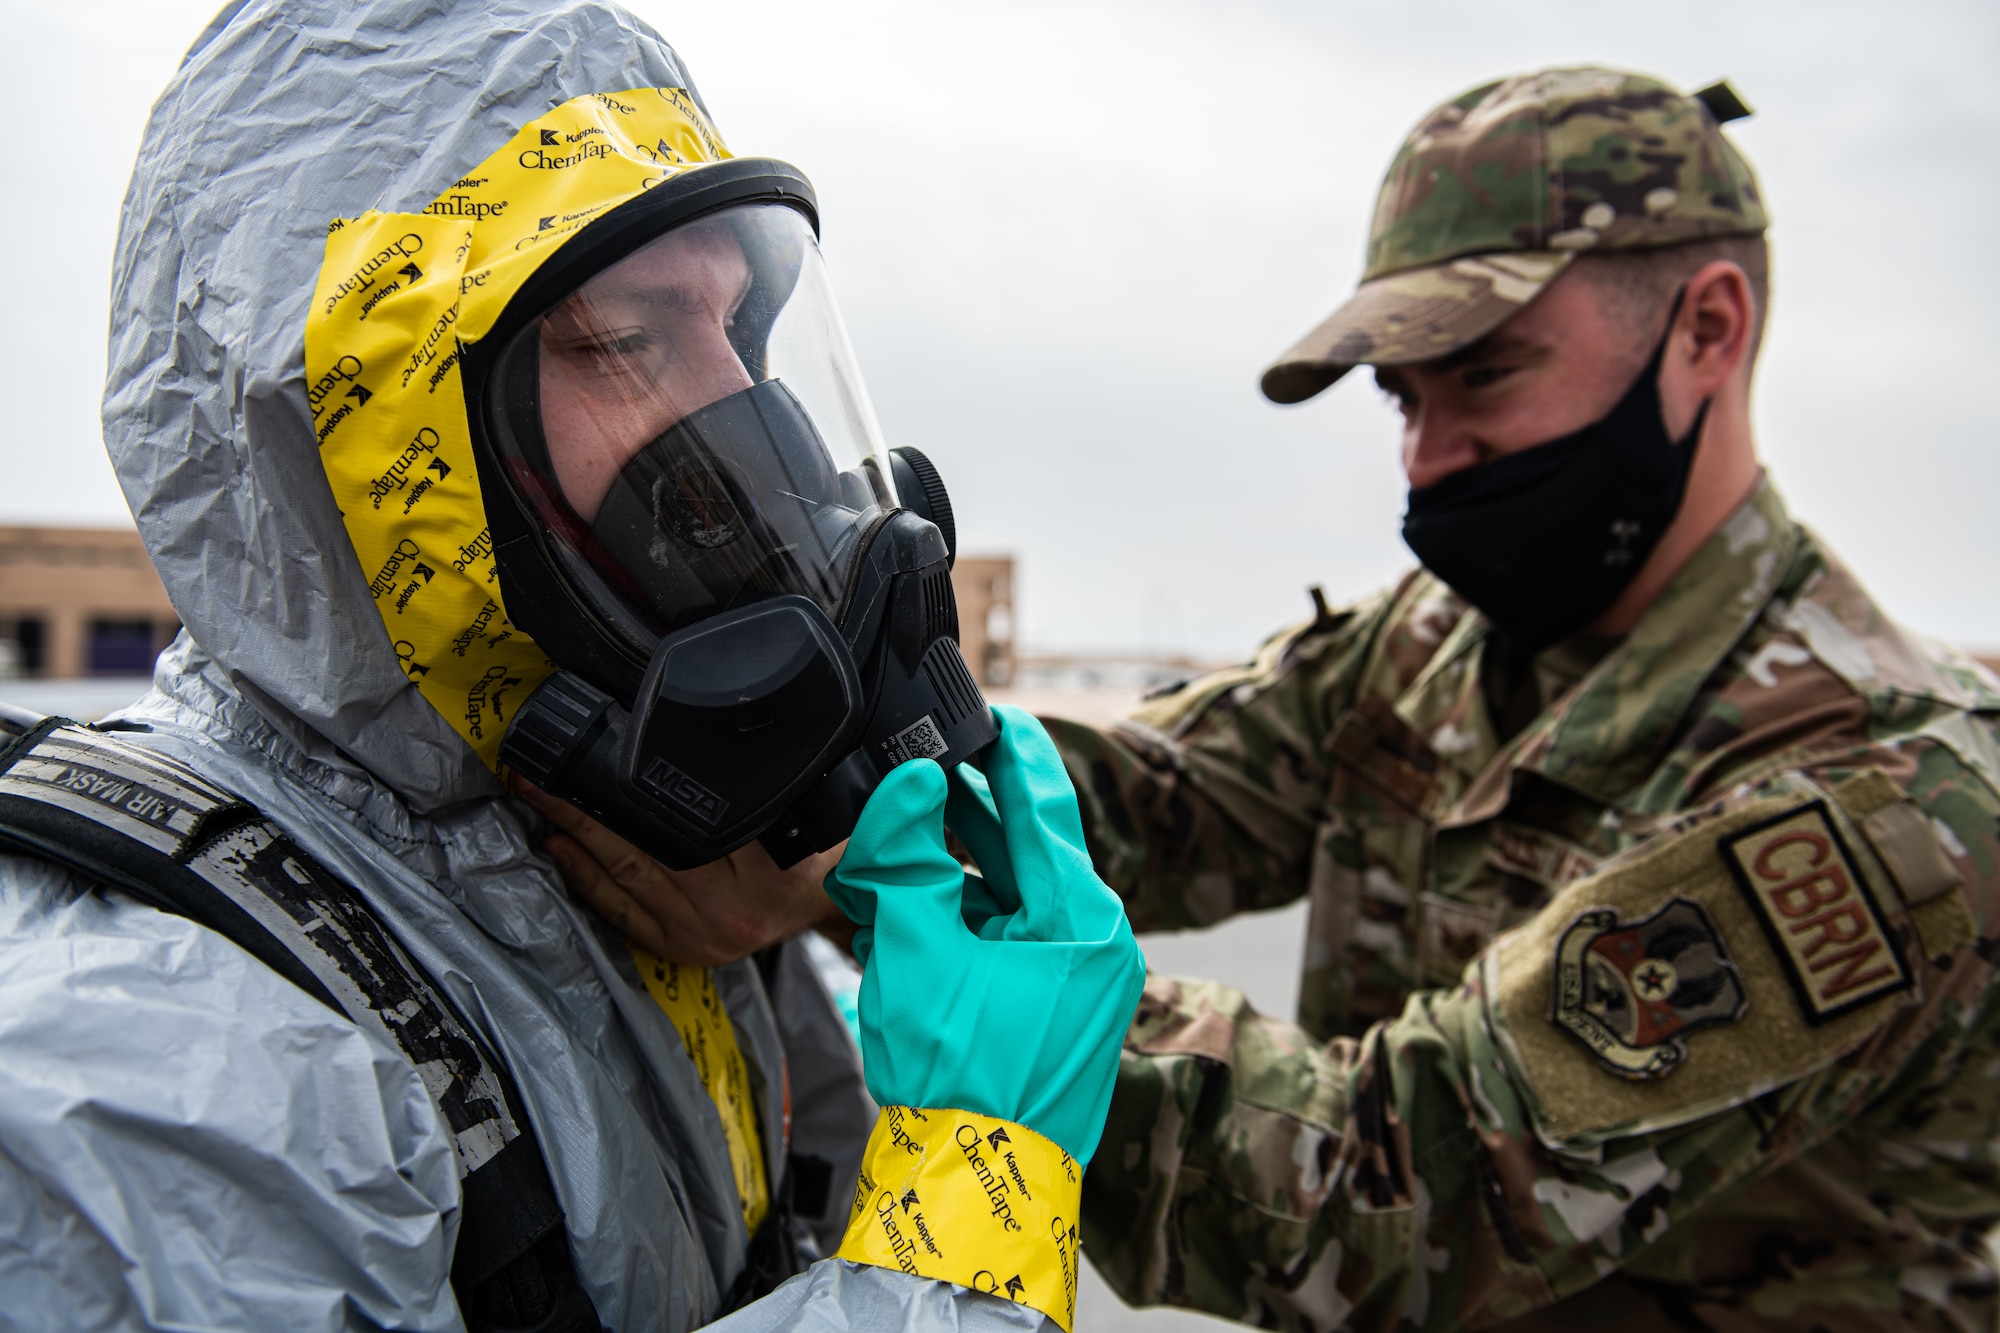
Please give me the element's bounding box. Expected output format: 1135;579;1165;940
824;705;1145;1166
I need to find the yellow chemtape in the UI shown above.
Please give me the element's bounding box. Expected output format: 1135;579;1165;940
837;1106;1083;1331
303;88;732;768
631;946;770;1233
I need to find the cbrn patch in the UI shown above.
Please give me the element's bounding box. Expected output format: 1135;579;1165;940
1550;897;1748;1079
1487;776;1925;1147
1718;800;1913;1024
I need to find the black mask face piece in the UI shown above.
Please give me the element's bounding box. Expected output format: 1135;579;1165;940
497;492;991;873
590;380;859;628
1400;295;1709;654
461;160;996;871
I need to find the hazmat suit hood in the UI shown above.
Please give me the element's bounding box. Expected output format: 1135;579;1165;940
104;0;718;812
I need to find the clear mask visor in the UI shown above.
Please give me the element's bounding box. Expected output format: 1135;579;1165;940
488;202;897;644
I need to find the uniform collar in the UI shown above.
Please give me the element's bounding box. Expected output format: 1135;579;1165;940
1395;475;1801;816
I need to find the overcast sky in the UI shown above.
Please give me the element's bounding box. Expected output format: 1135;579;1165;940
3;0;1995;659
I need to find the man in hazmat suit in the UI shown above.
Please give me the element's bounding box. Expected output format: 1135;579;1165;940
586;65;2000;1331
0;2;1141;1331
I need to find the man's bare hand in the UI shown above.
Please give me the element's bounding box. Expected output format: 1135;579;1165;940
514;778;849;966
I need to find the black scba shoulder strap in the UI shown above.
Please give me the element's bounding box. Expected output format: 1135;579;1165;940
0;711;602;1333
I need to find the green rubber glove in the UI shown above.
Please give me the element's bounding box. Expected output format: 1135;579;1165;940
824;705;1146;1165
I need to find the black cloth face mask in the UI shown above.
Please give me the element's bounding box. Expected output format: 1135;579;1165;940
1400;294;1709;654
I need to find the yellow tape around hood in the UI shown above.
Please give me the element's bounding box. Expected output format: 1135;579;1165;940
304;88;731;768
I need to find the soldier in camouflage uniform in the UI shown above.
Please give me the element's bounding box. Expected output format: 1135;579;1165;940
1058;67;2000;1329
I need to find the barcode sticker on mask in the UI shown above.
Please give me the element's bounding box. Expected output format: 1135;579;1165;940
884;715;949;765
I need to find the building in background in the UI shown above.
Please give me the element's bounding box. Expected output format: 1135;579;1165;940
0;524;1022;690
951;554;1015;687
0;527;1239;720
0;527;179;678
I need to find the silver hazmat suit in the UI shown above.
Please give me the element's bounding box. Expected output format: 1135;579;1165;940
0;2;1047;1329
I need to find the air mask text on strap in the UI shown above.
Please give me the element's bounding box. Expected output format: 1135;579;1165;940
304;88;730;768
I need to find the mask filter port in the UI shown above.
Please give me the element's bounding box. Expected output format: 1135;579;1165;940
889;447;956;568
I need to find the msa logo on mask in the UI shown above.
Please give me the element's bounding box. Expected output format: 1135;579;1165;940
640;756;730;826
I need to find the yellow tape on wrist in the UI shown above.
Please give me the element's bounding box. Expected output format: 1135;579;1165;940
631;947;769;1233
837;1106;1082;1331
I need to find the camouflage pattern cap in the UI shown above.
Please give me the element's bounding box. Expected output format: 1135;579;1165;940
1261;66;1767;404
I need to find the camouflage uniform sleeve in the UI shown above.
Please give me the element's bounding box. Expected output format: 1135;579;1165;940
1083;742;2000;1330
1042;589;1394;933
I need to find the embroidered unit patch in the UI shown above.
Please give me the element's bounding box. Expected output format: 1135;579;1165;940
1550;897;1748;1079
1718;800;1913;1024
1491;782;1924;1145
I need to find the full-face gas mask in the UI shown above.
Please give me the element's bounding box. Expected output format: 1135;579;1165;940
463;160;994;870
